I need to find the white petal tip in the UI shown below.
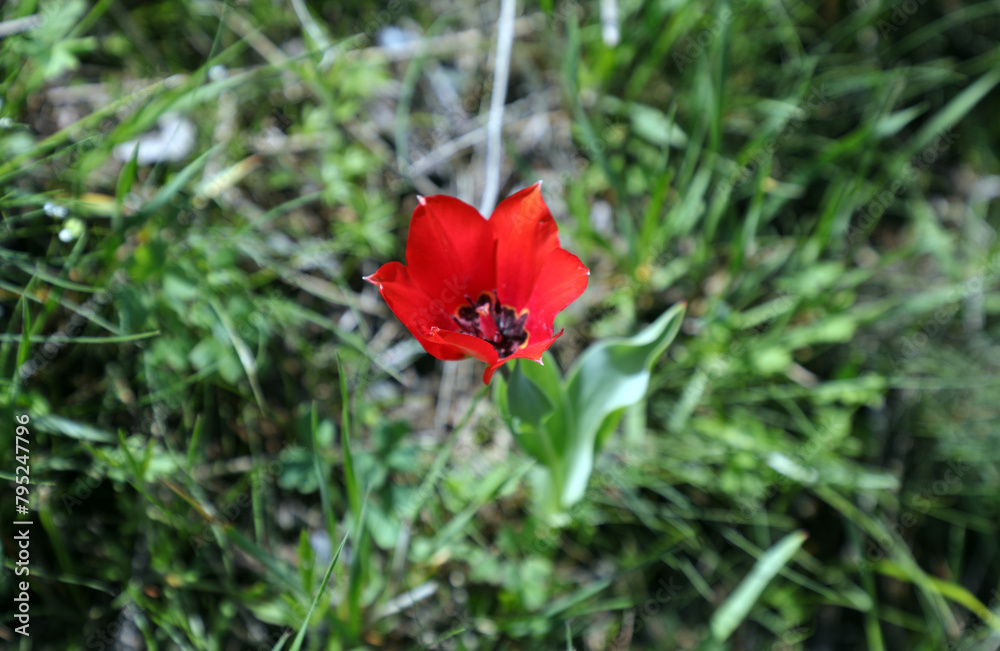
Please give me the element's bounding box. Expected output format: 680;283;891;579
416;195;427;206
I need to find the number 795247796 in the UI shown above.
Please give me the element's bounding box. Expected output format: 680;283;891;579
15;414;30;512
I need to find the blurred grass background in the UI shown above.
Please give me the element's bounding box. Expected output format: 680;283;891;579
1;0;999;648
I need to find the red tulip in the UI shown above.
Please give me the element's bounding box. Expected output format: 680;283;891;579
365;183;589;384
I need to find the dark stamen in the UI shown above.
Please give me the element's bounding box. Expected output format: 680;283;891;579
450;290;528;357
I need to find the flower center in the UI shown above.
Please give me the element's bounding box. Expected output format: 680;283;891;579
452;291;528;358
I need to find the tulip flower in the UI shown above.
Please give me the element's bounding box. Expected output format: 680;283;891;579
365;183;589;384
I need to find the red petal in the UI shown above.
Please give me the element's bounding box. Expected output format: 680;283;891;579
364;262;466;361
524;248;590;339
406;196;495;312
483;331;563;384
489;183;559;309
426;327;500;368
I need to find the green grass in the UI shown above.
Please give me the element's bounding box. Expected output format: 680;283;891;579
2;0;1000;649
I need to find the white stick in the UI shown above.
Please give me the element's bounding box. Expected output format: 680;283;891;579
0;14;41;38
479;0;518;216
601;0;620;46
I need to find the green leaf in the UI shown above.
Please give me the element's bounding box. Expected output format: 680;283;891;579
561;302;686;506
37;0;88;44
710;530;808;641
593;408;626;453
783;315;856;349
507;361;555;430
517;351;564;410
33;414;115;442
873;104;926;139
629;102;689;148
504;356;563;463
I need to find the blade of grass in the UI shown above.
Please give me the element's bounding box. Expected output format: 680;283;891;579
877;561;1000;634
0;331;159;344
710;530;808;642
905;67;1000;157
347;483;373;637
311;401;336;541
337;355;361;525
288;530;350;651
136;142;224;220
186;413;205;470
0;279;123;335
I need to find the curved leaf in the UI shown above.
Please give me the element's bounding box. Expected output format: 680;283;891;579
560;302;686;506
501;356;567;469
